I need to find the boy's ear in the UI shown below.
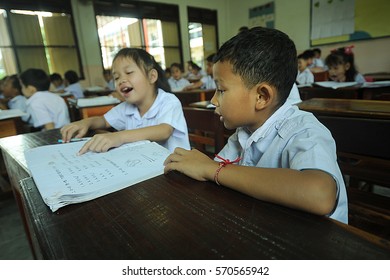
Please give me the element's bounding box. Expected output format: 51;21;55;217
255;83;276;110
148;69;158;84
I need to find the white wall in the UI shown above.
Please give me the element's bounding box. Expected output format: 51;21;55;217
71;0;389;86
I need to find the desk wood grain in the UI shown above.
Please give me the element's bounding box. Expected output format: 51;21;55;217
1;130;390;259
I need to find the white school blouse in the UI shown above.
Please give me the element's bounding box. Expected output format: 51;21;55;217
8;95;31;124
104;88;190;152
168;77;190;92
65;83;84;99
296;68;314;85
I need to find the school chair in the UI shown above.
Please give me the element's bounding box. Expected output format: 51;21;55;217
182;107;226;157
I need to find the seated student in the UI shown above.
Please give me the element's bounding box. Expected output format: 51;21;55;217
168;63;191;92
0;75;8;99
183;54;217;91
296;53;314;85
49;73;65;92
19;68;70;131
103;69;115;91
164;27;348;224
325;46;366;84
312;48;326;71
61;48;190;154
0;75;32;125
186;61;206;81
64;70;85;99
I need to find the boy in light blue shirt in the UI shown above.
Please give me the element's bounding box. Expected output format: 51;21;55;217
164;27;347;224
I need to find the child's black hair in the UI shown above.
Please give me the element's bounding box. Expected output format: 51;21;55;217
325;47;358;82
113;48;171;93
7;74;22;94
170;62;184;72
49;73;63;83
19;69;51;91
214;26;297;106
64;70;79;84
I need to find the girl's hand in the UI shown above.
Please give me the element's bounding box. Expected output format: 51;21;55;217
164;148;219;181
60;120;89;142
78;132;123;155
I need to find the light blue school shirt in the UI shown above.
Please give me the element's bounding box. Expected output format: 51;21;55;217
104;88;190;152
200;75;216;90
216;102;348;224
168;77;191;92
65;83;84;99
8;95;31;124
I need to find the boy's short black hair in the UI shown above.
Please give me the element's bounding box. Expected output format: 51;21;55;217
7;75;22;94
64;70;79;84
206;53;216;63
170;62;184;72
20;69;51;91
214;27;297;105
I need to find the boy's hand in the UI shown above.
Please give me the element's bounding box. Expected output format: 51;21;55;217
78;132;122;155
164;148;218;181
60;120;89;142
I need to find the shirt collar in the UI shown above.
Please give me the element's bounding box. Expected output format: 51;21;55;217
124;88;163;119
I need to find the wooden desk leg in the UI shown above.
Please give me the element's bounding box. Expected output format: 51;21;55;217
200;92;206;101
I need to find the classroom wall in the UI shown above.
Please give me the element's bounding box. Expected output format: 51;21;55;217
71;0;389;86
228;0;390;74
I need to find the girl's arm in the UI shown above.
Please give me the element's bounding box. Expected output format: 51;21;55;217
164;148;337;216
61;116;109;142
78;123;173;155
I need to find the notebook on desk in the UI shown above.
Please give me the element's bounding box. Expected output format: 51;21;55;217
25;140;170;212
77;96;121;107
0;109;27;120
314;81;360;89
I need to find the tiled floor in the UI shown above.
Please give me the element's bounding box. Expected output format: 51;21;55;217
0;192;34;260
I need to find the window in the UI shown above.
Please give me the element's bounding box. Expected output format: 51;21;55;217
0;1;82;79
94;0;182;70
187;7;218;70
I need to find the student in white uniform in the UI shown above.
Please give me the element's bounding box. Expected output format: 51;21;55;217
296;53;314;85
61;48;190;154
183;54;217;91
19;69;70;130
64;70;84;99
168;63;190;92
164;27;347;224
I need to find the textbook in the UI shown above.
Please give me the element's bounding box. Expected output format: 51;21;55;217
25;140;170;212
314;81;359;89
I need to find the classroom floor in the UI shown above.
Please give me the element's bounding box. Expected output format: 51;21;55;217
0;191;34;260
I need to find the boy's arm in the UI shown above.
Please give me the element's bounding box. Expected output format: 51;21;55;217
164;148;337;217
78;123;173;155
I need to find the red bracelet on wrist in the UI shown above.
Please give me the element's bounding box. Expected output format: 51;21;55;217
214;154;241;186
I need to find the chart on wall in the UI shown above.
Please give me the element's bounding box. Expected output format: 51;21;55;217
249;2;274;29
311;0;390;46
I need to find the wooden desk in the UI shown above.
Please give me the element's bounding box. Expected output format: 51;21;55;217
173;89;215;106
298;86;360;100
67;98;119;120
1;129;390;259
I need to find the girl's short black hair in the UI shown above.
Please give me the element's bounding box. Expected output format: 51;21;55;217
214;27;297;106
325;47;358;82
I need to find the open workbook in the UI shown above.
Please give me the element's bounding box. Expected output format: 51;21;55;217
25;140;170;212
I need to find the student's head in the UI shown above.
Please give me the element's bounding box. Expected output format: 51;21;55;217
111;48;170;104
302;49;315;66
2;75;22;99
169;63;184;81
188;61;201;75
49;73;63;88
325;46;357;82
211;27;297;131
164;67;171;79
102;69;113;83
313;48;321;58
206;53;216;76
64;70;79;86
297;53;309;72
238;26;249;33
19;68;51;98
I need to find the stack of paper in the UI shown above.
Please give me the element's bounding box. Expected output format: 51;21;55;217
0;109;27;120
77;96;121;107
362;81;390;88
314;81;359;89
25;141;170;212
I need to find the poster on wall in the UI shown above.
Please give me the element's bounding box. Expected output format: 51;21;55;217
249;2;274;28
311;0;355;40
311;0;390;46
